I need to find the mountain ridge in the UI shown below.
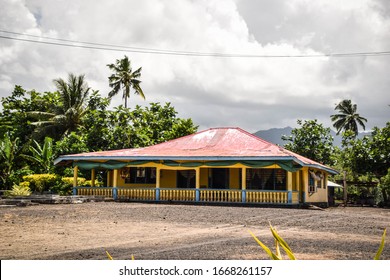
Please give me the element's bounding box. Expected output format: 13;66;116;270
253;127;370;147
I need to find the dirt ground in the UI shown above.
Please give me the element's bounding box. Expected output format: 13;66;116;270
1;201;389;260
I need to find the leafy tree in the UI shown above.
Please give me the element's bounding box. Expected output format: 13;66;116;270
80;101;198;151
340;122;390;204
342;123;390;178
30;73;91;139
379;168;390;206
0;86;59;142
282;119;335;165
107;55;145;108
330;99;367;137
79;91;113;151
78;94;198;151
130;102;197;147
54;132;89;157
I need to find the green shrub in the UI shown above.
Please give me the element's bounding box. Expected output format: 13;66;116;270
49;177;86;196
82;179;103;187
22;174;58;193
50;177;103;196
61;177;86;186
60;177;103;187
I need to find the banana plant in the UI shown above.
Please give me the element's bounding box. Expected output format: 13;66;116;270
23;137;53;173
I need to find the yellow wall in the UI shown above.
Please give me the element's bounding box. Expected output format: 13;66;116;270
229;168;240;189
160;170;176;188
291;172;299;191
200;168;209;188
304;167;328;203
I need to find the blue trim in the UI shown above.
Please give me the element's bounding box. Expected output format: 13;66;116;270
195;189;200;202
288;191;292;204
56;155;300;161
55;155;301;165
156;188;160;201
305;164;339;175
113;187;118;200
72;187;77;196
242;190;246;203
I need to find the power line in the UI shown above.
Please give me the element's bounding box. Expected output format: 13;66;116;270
1;29;390;58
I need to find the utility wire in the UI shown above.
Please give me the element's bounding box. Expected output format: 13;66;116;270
1;29;390;58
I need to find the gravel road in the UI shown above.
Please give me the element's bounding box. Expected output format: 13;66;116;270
1;202;389;260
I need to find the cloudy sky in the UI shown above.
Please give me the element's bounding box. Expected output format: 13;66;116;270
1;0;389;133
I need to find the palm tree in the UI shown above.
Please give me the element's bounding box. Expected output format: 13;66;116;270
30;73;91;139
330;99;367;137
107;56;145;108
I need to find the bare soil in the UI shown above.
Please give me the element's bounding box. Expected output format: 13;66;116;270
1;201;389;260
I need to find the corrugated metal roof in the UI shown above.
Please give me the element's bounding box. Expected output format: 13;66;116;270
54;127;338;174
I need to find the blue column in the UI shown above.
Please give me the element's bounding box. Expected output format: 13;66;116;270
73;187;77;196
288;191;292;204
195;189;200;202
113;187;118;200
242;190;246;203
156;188;160;201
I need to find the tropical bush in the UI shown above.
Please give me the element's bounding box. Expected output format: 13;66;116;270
22;174;57;193
82;179;103;187
4;182;32;197
61;177;86;186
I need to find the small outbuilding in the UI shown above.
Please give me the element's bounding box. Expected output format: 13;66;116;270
54;127;338;206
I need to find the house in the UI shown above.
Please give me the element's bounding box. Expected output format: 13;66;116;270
54;127;338;207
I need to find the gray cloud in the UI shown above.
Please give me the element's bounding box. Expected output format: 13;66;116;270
0;0;388;134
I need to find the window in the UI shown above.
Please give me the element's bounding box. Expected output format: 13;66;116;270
309;170;324;192
309;175;316;193
124;167;156;184
246;168;286;190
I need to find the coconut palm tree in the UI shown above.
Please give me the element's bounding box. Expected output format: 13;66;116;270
30;73;91;139
107;56;145;108
330;99;367;137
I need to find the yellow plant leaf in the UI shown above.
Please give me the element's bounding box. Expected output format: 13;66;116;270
269;223;296;260
275;239;282;260
106;250;114;260
374;228;387;260
249;230;281;260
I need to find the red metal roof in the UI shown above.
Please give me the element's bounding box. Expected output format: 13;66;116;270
55;127;337;173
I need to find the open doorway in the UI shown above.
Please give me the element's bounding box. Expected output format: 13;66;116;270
210;168;229;189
